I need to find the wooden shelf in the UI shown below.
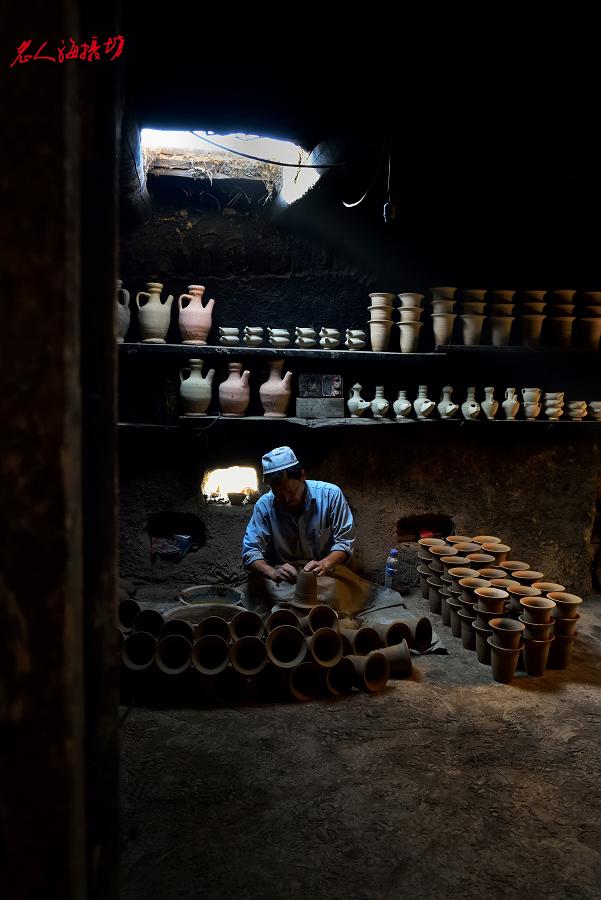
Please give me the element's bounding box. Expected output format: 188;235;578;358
118;342;444;362
118;418;601;432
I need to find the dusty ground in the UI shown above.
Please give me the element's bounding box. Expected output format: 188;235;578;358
120;592;601;900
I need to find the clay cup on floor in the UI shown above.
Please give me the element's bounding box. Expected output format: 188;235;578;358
520;596;556;624
547;591;583;619
489;617;525;649
487;637;523;683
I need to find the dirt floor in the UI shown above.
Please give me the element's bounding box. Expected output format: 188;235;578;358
120;591;601;900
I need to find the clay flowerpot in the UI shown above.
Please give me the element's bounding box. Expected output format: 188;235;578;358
339;626;382;655
368;292;396;307
265;625;306;669
431;313;456;346
507;584;542;617
466;553;496;570
398;308;423;323
440;593;451;626
489;579;519;593
398;292;424;307
299;604;338;634
480;543;511;564
178;284;215;344
512;570;545;587
116;279;130;342
472;622;492;664
219;362;250;417
547;635;576;670
520;596;556;624
520;301;546;315
346;653;390;692
474;586;509;614
191;635;230;675
326;658;356;696
475;608;499;628
547;591;583;619
462;288;487;301
371;621;411;647
121;631;157;671
266;608;300;632
578;318;601;349
523;636;554;676
430;544;458;562
459;577;490;605
260;359;292;418
488;637;523;683
369;319;393;352
378;614;432;652
398;321;422;353
229;610;264;641
552;613;580;637
427;577;442;614
417;565;431;599
503;559;530;572
461;302;486;316
160;619;196;643
180;358;215;416
517;615;553;642
136;282;174;343
417;537;446;558
479;568;508;580
376;641;412;678
530;581;565;595
431;299;456;316
460;314;485;346
472;535;501;545
489;617;525;649
487;316;514;347
520;315;546;348
430;286;457;301
446;534;474;544
550;317;575;349
453;541;483;553
288;663;326;701
368;305;393;321
306;627;343;668
457;594;476;618
489;290;515;303
132;609;165;637
441;555;470;577
448;566;480;586
458;611;477;650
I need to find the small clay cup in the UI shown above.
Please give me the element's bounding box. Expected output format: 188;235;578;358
503;560;530;572
473;535;502;545
547;634;575;670
448;566;480;585
520;596;556;624
466;553;496;569
478;568;508;580
458;610;477;650
523;636;554;676
507;584;542;617
481;543;511;564
487;637;523;683
417;565;430;599
512;570;545;587
472;621;492;664
518;615;553;642
445;534;474;544
553;613;580;637
453;542;482;553
427;577;442;614
474;586;509;614
489;617;525;649
531;581;566;594
458;576;489;605
447;598;462;638
547;591;583;619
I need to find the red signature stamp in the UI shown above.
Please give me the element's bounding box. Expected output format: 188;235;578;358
10;36;125;67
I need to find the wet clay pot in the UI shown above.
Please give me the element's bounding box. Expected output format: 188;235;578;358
488;637;523;683
489;617;525;649
219;362;250;417
346;653;390;692
466;553;496;570
517;615;553;642
299;604;338;634
196;616;232;641
427;577;442;614
260;359;292;417
553;613;580;637
230;636;268;676
507;585;542;618
121;631;157;671
178;285;214;344
294;569;318;607
348;626;382;655
519;596;556;624
155;634;192;675
473;535;502;545
448;566;480;586
417;537;446;559
266;608;300;632
289;663;326;701
326;657;356;696
306;627;343;668
458;611;477;650
531;582;566;595
372;621;411;647
474;587;509;614
447;599;462;638
376;641;412;678
191;635;230;675
523;636;554;676
230;610;265;641
547;591;583;619
383;614;432;651
481;543;511;564
136;282;174;343
472;622;492;664
417;565;430;599
547;634;575;669
512;570;545;587
132;609;165;637
459;577;491;606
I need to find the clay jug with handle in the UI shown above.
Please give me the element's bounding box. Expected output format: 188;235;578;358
116;279;130;343
180;359;215;416
348;384;371;417
136;282;174;343
219;362;250;417
259;359;292;418
178;284;215;345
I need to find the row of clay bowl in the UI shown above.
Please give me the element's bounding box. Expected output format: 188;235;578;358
416;535;582;683
117;598;424;702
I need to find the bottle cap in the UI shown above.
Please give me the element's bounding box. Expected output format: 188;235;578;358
388;549;399;556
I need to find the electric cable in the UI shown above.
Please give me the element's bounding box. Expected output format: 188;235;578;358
189;131;347;168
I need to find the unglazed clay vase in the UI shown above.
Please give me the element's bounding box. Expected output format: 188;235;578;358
347;383;371;417
503;387;520;420
461;387;480;420
414;385;435;419
579;318;601;349
178;285;215;344
136;282;174;343
116;279;130;342
393;389;413;420
370;319;393;352
489;316;514;346
460;314;485;346
481;386;498;420
260;359;292;418
179;358;215;416
371;386;389;418
219;362;250;417
398;322;422;352
398;292;424;307
520;314;546;349
369;292;396;307
430;287;457;301
399;308;423;323
550;316;575;349
438;385;459;419
431;313;456;346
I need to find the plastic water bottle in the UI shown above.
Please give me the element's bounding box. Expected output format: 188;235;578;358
384;548;399;589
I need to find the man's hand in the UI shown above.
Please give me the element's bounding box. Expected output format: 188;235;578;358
304;550;348;577
271;563;298;584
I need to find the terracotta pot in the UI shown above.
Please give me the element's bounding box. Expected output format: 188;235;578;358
294;569;318;605
118;597;141;631
503;559;530;572
430;545;458;563
520;314;546;348
553;613;580;637
480;543;511;564
219;362;250;417
517;615;553;642
346;653;390;692
462;289;487;301
230;636;268;676
447;599;462;637
472;622;492;664
448;566;480;586
306;627;343;668
417;565;430;599
380;614;432;651
398;321;422;353
550;316;575;349
488;302;515;316
196;616;231;641
372;621;411;647
489;578;520;592
474;586;509;614
428;570;443;586
466;553;496;570
489;316;515;346
230;610;264;641
475;608;498;629
453;541;482;553
489;290;516;302
369;319;393;351
368;305;394;321
460;314;485;345
160;619;196;643
431;299;456;315
547;591;583;619
339;632;354;656
191;635;230;675
445;534;474;544
520;596;556;624
523;636;554;676
479;568;509;580
260;359;292;418
132;609;165;637
547;634;575;669
473;535;502;545
289;662;326;701
458;611;477;650
520;301;546;314
377;641;412;678
489;617;525;649
326;657;356;696
428;558;443;573
431;313;456;346
155;634;192;675
398;292;424;307
507;585;542;618
417;537;446;557
531;581;566;594
299;604;338;634
121;631;156;671
136;282;174;343
430;286;457;301
178;285;214;344
488;637;523;683
427;577;442;614
461;302;486;315
579;318;601;349
368;292;396;306
458;595;476;617
398;308;423;323
351;626;383;655
266;608;300;632
458;577;490;605
441;594;451;626
512;570;545;587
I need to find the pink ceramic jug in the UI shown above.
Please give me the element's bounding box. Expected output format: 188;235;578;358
259;359;292;417
178;284;215;345
219;363;250;417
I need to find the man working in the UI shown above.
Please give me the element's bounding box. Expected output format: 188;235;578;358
242;446;369;614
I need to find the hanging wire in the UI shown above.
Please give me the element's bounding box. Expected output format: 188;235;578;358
189;132;347;168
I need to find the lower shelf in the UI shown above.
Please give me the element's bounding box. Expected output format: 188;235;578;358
118;417;601;431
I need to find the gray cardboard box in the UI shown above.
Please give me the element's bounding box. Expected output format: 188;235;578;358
295;398;345;418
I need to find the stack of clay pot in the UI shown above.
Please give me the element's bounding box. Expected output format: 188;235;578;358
588;401;601;421
459;289;487;346
430;287;457;347
267;327;291;348
516;290;547;348
577;291;601;349
397;292;424;352
487;617;525;683
486;290;515;347
543;391;564;420
219;327;240;346
545;290;575;349
547;591;583;669
319;327;341;348
243;326;263;346
567;399;588;421
367;293;395;351
295;326;317;348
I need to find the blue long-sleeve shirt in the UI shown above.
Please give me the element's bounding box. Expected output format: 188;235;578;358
242;479;355;568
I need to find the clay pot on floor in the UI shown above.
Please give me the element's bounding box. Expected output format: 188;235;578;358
326;657;356;696
466;553;496;570
457;595;476;618
488;637;523;683
523;636;554;676
160;619;196;643
440;593;451;627
306;627;343;668
219;362;250;417
520;596;556;624
441;556;470;578
230;610;264;640
266;608;300;632
503;560;531;573
118;597;141;632
547;634;576;669
479;568;508;580
513;570;545;587
417;537;446;559
372;621;410;647
518;615;553;642
531;581;566;595
474;586;509;614
417;565;430;599
459;577;491;605
191;635;230;675
472;622;492;664
132;609;165;637
196;616;231;641
121;631;157;671
299;604;338;634
346;653;390;692
289;663;326;701
489;617;525;649
230;636;268;676
384;614;432;652
265;625;307;668
458;611;477;650
376;640;412;678
481;543;511;564
155;634;192;675
260;359;292;417
447;598;462;638
347;626;382;655
547;591;583;619
553;613;580;637
448;566;480;586
430;545;458;565
427;577;442;614
339;632;354;656
473;535;502;545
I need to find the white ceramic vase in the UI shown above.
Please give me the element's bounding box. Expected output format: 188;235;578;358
393;389;413;420
347;384;371;417
461;387;480;420
438;385;459;419
503;388;520;420
179;358;215;416
414;385;435;419
481;387;498;420
371;386;389;418
136;282;174;343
